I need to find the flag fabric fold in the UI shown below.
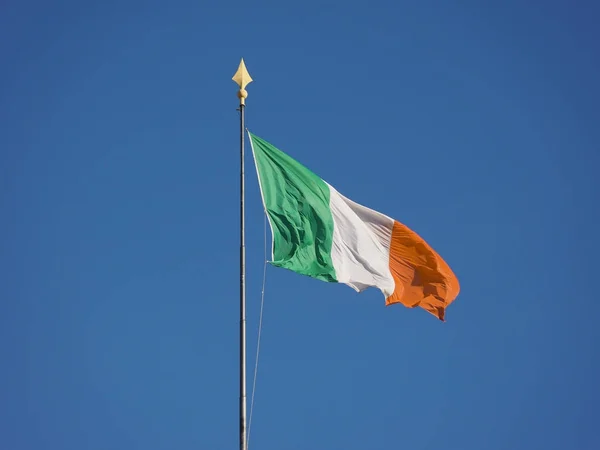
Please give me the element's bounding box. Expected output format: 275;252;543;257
248;131;459;321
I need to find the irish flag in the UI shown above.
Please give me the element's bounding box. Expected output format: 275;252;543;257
248;131;460;321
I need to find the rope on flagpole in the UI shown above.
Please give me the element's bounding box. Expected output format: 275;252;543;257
247;209;268;448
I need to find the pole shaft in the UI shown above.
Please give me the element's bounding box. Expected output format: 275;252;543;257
239;104;247;450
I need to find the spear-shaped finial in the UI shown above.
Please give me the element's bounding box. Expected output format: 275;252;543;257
232;58;253;106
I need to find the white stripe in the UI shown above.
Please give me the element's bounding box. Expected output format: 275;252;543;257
327;183;396;297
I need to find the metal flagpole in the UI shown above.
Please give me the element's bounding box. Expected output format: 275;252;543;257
232;58;252;450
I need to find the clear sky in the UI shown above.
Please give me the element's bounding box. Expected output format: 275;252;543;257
1;1;599;449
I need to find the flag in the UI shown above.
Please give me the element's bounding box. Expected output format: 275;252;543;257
248;131;460;321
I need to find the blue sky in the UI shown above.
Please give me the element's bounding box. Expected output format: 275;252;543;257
1;1;599;449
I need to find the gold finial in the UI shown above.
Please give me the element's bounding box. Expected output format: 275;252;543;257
232;58;253;105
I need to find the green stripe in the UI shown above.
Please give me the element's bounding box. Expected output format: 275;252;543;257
249;132;337;282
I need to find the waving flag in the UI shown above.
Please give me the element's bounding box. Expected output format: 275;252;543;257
249;131;460;321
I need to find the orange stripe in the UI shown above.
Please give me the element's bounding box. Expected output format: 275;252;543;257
386;220;460;321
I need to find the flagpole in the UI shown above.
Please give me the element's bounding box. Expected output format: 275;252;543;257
233;58;252;450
